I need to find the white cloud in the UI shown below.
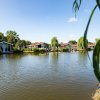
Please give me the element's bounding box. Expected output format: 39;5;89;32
68;17;78;23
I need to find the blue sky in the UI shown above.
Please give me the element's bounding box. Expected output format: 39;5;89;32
0;0;100;43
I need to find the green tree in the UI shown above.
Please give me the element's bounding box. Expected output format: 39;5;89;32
25;41;31;45
78;37;88;49
0;32;4;42
51;37;59;51
6;30;19;44
68;40;77;44
15;40;22;50
95;38;100;43
15;40;31;50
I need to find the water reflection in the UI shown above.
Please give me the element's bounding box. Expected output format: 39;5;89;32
0;54;24;60
0;52;98;100
51;52;59;60
24;52;49;56
78;51;100;83
50;52;59;72
78;51;89;67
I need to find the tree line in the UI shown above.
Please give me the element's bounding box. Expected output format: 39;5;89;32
0;30;99;52
50;36;98;51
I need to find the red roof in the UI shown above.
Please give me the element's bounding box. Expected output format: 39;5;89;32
71;44;77;47
60;42;68;47
28;42;47;47
88;42;95;47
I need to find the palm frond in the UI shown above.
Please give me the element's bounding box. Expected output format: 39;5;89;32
93;40;100;82
73;0;82;16
84;5;98;49
96;0;100;9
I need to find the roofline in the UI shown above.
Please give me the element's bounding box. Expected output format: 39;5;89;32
0;41;13;45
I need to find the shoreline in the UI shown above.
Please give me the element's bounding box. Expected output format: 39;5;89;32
93;83;100;100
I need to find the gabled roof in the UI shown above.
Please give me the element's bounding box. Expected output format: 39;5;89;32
28;42;48;47
60;42;68;47
71;44;77;47
0;41;13;45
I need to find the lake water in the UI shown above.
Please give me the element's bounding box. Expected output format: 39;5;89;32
0;52;98;100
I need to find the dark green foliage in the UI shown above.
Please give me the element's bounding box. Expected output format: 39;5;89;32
15;40;31;51
73;0;82;16
39;49;46;53
33;48;39;53
0;32;4;42
23;48;32;51
93;40;100;82
96;0;100;9
78;37;88;49
68;40;77;44
6;31;19;44
62;48;69;52
25;41;31;45
13;47;23;53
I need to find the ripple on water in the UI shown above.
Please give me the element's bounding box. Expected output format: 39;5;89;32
0;52;98;100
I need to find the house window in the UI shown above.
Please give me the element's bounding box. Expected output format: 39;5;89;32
38;45;41;48
5;48;7;51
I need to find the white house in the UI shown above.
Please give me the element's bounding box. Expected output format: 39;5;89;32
0;41;13;54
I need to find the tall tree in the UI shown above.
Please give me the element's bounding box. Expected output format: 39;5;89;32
51;37;59;51
15;40;31;50
0;32;4;42
26;41;31;45
6;31;19;44
15;40;22;50
78;37;88;49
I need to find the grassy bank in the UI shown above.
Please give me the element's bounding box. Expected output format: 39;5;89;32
23;48;48;53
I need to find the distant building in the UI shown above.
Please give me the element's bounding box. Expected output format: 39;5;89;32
68;43;77;51
71;44;77;51
0;41;13;54
60;42;68;48
28;42;49;50
88;42;95;50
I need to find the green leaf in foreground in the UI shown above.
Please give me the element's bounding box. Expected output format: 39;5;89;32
93;40;100;82
73;0;82;16
96;0;100;9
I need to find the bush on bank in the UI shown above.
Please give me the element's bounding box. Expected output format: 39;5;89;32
59;48;69;52
23;48;47;53
13;47;23;53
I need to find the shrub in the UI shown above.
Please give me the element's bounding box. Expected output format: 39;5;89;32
59;47;69;52
23;48;32;51
39;48;46;53
62;48;69;52
13;47;23;53
33;48;39;52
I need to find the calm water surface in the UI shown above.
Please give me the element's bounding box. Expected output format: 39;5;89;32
0;52;98;100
